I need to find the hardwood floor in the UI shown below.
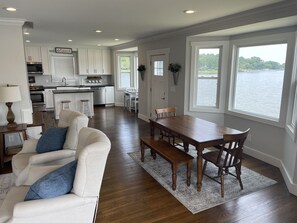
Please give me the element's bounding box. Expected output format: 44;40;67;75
2;106;297;222
88;107;297;223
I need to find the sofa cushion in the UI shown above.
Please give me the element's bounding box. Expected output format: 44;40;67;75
24;160;77;201
36;127;68;154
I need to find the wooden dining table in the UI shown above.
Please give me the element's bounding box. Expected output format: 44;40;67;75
149;115;242;192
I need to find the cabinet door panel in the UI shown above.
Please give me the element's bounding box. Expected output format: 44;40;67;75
102;49;111;75
78;49;89;75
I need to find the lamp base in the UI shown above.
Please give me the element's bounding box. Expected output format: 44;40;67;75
7;122;17;129
6;102;17;129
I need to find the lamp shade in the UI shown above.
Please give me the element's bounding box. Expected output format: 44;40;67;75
0;85;21;102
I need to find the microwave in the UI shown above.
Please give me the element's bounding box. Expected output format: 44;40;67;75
27;62;43;74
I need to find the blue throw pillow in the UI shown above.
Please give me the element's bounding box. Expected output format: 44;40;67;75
24;160;78;201
36;127;68;153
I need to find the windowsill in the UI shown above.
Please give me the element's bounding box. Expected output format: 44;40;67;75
286;124;297;142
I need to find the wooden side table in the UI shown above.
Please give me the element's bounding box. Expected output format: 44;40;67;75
0;124;27;168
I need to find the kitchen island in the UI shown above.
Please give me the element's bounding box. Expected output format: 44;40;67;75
53;89;94;119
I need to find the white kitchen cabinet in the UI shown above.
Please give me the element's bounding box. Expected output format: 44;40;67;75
105;86;115;104
44;89;54;109
102;48;111;75
41;47;51;75
25;46;42;62
78;48;89;74
53;91;94;119
78;48;111;75
87;49;102;75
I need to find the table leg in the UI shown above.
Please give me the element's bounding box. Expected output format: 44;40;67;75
196;145;203;191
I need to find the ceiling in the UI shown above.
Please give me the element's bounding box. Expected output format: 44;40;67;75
0;0;295;47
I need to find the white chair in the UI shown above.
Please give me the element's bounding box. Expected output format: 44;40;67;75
12;110;89;186
0;127;111;223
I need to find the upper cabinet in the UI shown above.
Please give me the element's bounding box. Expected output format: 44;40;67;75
25;46;52;75
78;48;111;75
25;46;42;62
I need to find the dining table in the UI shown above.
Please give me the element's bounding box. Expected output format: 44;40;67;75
149;115;242;192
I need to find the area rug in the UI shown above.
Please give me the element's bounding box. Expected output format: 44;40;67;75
0;173;15;207
129;149;277;214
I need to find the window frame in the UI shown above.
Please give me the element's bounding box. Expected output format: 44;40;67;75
189;41;229;113
116;52;138;90
227;34;293;127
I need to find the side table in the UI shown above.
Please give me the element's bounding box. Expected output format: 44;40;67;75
0;124;27;168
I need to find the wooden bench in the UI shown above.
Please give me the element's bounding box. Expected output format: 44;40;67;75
140;136;193;190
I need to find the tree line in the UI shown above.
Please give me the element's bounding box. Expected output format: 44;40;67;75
198;54;285;73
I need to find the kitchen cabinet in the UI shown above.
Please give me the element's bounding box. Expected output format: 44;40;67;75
41;47;51;75
25;46;42;62
78;48;111;75
77;48;89;74
53;90;94;119
105;86;115;104
44;88;54;109
102;49;111;75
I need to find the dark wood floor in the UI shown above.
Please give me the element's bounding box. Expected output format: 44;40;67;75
2;107;297;222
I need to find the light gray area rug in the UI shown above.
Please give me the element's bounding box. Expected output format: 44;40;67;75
0;173;15;207
129;149;277;214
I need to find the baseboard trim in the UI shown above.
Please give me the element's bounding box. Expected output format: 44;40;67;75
244;145;297;196
137;113;149;122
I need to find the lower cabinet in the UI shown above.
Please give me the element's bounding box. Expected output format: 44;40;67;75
44;89;54;109
105;86;115;104
53;92;94;119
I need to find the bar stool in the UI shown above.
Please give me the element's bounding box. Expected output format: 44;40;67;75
61;100;71;110
80;99;92;118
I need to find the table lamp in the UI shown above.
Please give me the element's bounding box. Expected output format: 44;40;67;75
0;85;21;128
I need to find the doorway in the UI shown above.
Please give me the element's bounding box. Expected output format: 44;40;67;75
147;48;170;118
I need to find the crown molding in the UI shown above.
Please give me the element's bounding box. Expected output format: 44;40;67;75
0;18;25;26
113;1;297;50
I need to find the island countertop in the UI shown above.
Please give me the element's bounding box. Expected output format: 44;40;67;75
53;89;94;94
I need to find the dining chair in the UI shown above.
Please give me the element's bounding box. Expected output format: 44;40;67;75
155;107;183;148
202;129;250;197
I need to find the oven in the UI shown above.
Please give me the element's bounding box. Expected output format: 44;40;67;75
29;85;46;111
30;91;44;104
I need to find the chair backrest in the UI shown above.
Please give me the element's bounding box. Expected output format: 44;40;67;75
58;110;89;150
155;107;176;118
219;129;250;168
72;127;111;197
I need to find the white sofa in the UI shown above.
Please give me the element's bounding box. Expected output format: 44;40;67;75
0;127;111;223
12;110;89;186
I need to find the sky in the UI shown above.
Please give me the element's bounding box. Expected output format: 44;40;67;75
200;43;287;64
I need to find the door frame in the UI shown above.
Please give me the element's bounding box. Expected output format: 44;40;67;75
146;48;170;118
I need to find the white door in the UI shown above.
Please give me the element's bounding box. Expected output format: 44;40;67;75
150;54;168;118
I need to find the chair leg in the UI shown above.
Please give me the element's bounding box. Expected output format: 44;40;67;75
220;171;224;198
235;165;243;190
202;160;208;180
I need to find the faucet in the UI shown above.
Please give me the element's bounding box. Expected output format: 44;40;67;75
62;77;67;86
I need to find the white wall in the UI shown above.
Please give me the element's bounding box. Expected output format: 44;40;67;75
0;19;32;125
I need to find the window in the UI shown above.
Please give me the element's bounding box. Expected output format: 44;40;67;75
190;41;227;112
196;48;220;107
117;53;138;90
230;43;287;121
154;61;164;76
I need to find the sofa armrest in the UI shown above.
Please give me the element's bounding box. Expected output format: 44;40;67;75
13;194;96;218
29;150;76;165
18;139;39;154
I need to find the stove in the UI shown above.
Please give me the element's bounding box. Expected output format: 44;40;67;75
84;77;102;86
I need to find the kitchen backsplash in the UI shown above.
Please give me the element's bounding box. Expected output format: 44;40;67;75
31;74;113;86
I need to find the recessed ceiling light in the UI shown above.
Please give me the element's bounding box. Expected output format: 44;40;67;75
4;7;17;12
68;39;72;42
95;30;102;33
114;38;119;41
97;44;101;46
24;32;30;35
25;40;31;43
183;9;196;14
